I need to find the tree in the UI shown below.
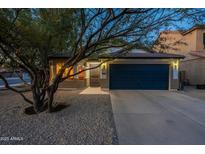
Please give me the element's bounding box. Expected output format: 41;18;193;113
0;8;204;113
0;8;78;112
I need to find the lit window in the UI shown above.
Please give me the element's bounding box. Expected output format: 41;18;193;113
68;66;74;79
56;63;62;75
56;63;74;79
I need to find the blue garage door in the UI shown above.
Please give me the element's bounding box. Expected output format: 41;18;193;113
109;64;169;90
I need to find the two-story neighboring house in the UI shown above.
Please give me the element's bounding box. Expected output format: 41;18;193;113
154;25;205;85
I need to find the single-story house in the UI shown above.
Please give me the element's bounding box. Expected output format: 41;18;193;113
49;49;184;90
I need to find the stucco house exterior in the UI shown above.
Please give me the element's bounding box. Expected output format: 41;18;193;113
49;49;184;90
154;25;205;85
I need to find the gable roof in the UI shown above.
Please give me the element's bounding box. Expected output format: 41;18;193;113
158;25;205;37
182;25;205;35
48;52;72;59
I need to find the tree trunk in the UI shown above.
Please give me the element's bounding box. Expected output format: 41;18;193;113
47;94;53;113
47;87;55;113
47;74;61;113
32;88;47;113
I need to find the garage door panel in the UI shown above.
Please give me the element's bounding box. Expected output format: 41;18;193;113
109;64;169;90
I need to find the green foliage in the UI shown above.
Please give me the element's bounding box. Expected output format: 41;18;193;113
0;8;78;69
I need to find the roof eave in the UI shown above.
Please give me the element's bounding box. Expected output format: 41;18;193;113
99;56;185;59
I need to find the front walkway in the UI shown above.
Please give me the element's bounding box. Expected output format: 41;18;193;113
80;87;109;95
110;90;205;144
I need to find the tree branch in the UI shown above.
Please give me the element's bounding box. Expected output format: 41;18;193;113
0;74;33;104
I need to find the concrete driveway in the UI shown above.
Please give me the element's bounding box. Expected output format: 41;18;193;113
110;90;205;144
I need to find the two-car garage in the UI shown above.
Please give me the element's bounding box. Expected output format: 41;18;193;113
102;50;185;90
109;64;169;90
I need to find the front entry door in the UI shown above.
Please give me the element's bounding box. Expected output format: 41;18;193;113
90;64;100;87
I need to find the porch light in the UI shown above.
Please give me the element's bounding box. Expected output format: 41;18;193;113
172;60;179;70
101;63;107;69
101;62;107;79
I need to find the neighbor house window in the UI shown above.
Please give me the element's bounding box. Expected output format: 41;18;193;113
203;33;205;49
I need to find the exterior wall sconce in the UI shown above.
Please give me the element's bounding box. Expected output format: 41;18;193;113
172;60;179;80
101;63;107;79
172;60;179;70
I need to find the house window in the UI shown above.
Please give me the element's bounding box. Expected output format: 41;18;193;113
203;33;205;49
56;63;74;79
56;63;62;75
65;66;74;79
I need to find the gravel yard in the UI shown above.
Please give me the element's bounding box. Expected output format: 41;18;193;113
0;89;118;145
